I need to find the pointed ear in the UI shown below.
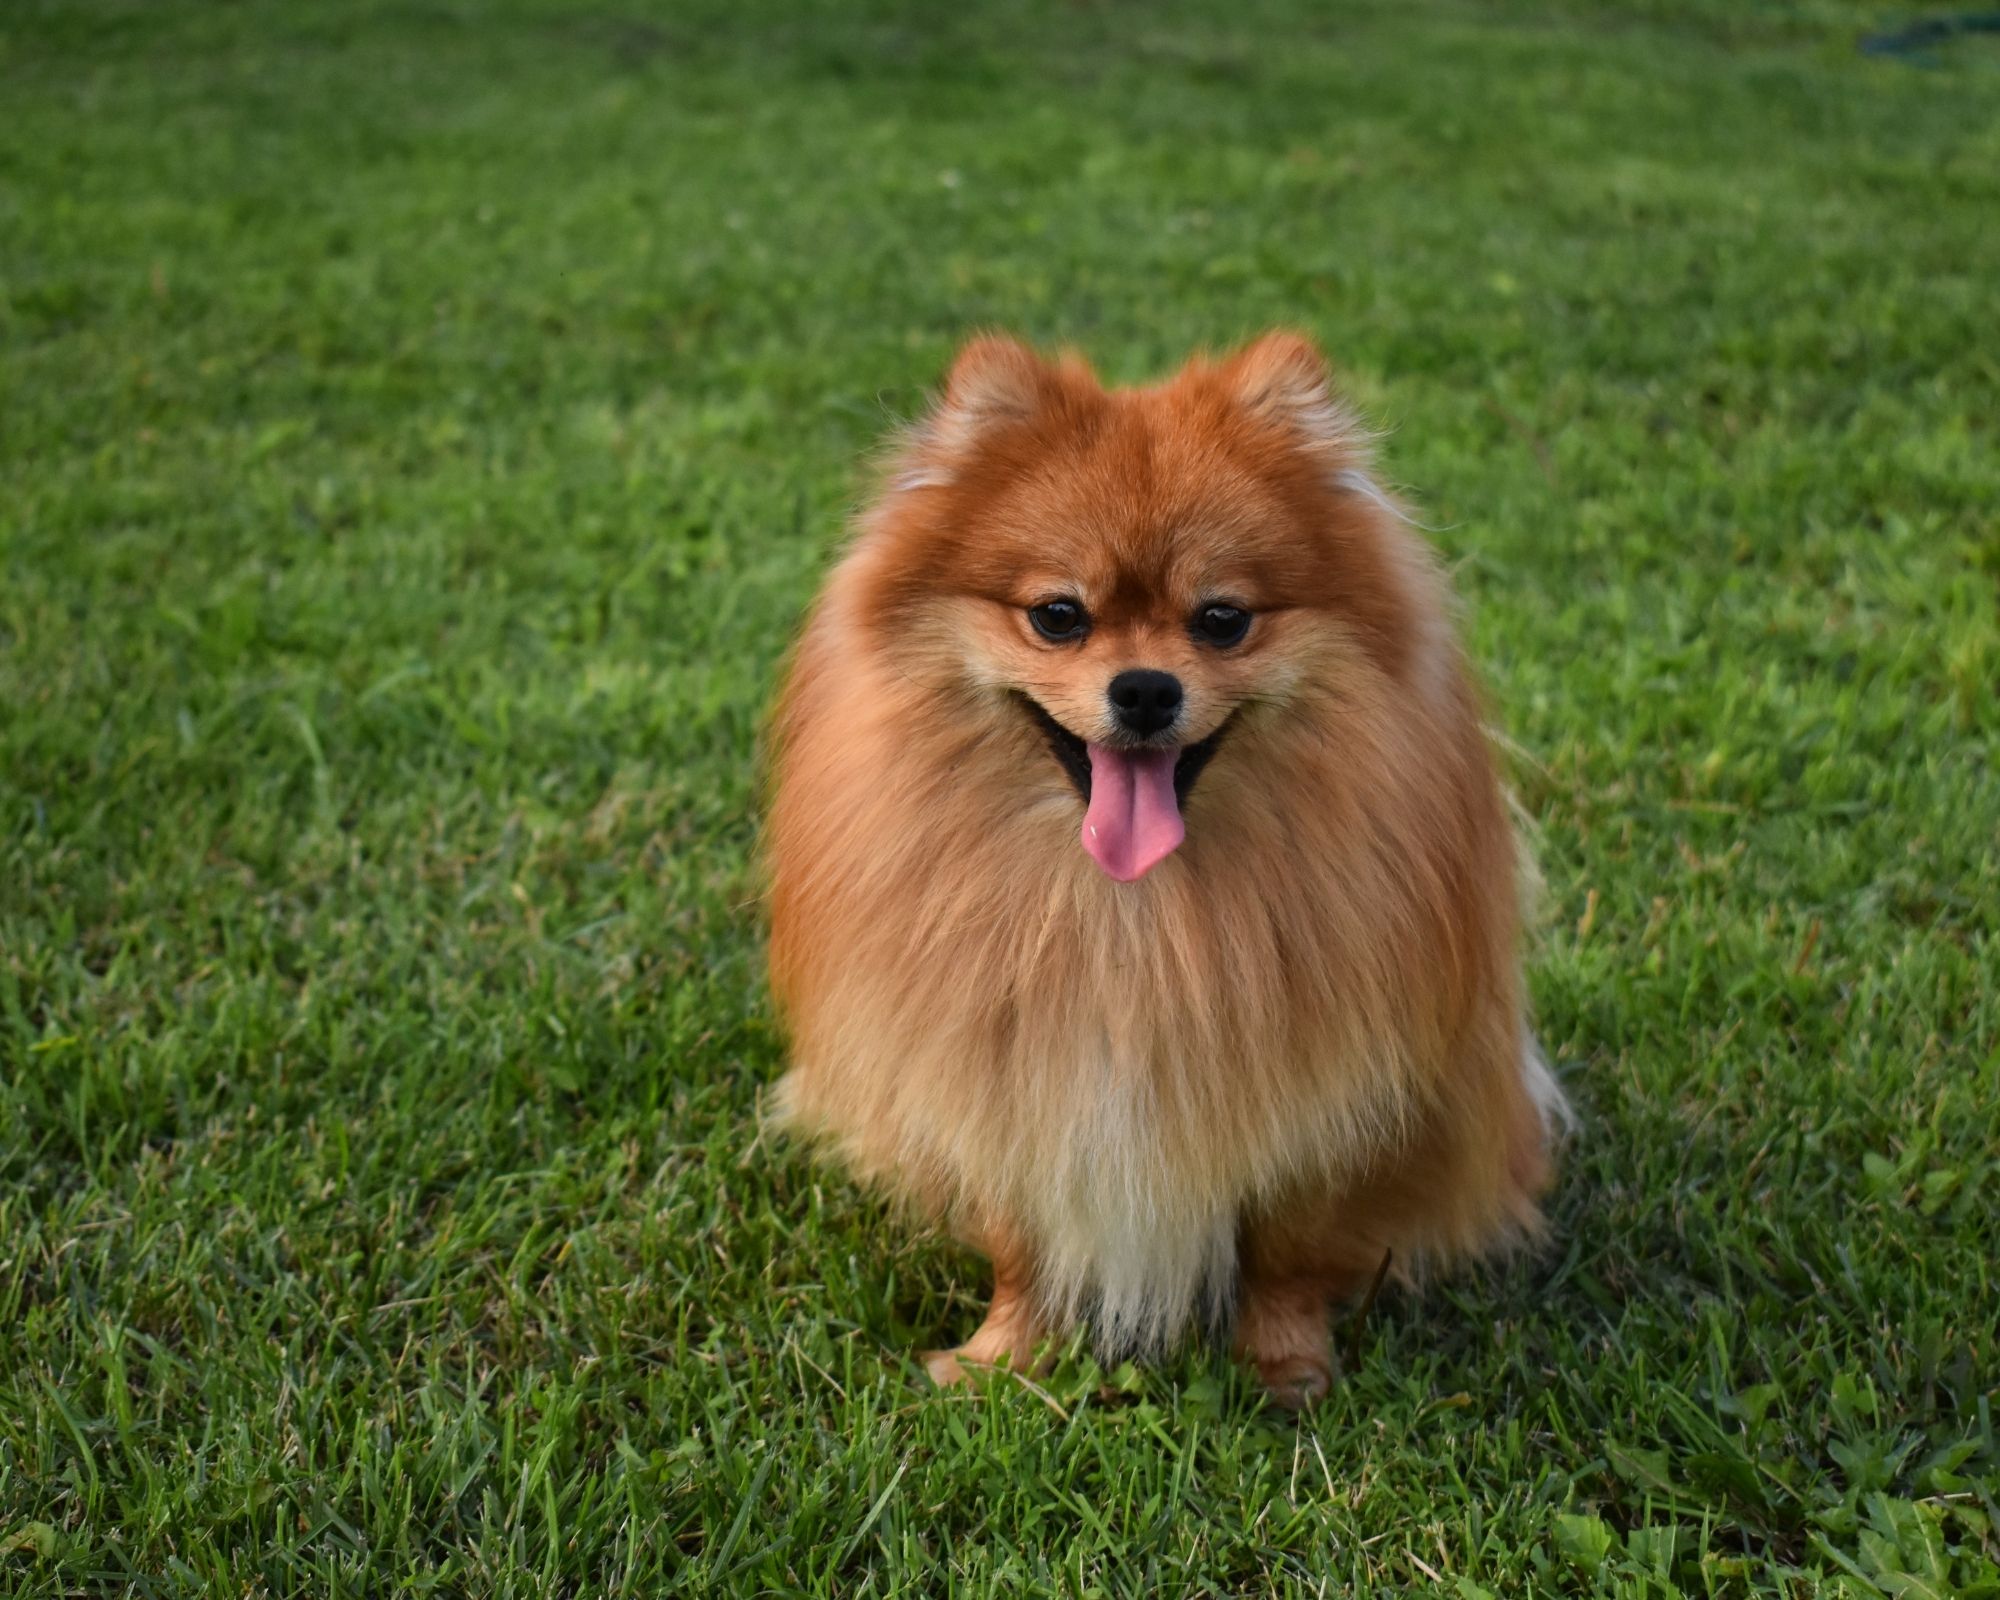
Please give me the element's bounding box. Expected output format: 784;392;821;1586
942;335;1052;423
1221;330;1364;451
893;336;1078;490
925;336;1059;457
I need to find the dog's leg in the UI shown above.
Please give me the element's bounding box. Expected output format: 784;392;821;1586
1232;1275;1338;1409
922;1227;1044;1387
1235;1022;1565;1409
1235;1204;1383;1410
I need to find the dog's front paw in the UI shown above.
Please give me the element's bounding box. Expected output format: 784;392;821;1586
1254;1354;1333;1411
920;1346;982;1388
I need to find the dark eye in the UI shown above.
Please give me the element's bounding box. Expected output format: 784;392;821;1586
1028;598;1089;642
1192;603;1251;647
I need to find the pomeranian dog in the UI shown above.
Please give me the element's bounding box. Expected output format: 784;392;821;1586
765;332;1568;1406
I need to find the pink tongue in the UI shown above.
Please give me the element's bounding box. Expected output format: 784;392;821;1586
1082;745;1184;881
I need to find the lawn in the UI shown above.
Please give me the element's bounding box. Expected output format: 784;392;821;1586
3;0;1997;1593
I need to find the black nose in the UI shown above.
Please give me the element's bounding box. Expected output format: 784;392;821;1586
1107;669;1184;738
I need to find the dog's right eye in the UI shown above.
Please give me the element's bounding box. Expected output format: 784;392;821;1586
1028;599;1089;642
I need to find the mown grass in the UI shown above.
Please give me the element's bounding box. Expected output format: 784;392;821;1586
3;0;1996;1593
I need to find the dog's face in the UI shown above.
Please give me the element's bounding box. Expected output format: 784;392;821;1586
852;333;1437;881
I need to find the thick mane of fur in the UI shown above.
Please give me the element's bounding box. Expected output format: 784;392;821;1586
765;334;1561;1359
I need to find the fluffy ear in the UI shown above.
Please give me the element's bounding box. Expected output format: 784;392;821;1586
894;336;1071;490
1221;330;1364;451
941;335;1052;426
1221;329;1401;520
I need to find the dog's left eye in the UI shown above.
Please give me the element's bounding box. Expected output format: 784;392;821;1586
1192;603;1252;647
1028;599;1089;641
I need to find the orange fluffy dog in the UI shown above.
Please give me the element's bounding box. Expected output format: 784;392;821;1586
766;332;1567;1406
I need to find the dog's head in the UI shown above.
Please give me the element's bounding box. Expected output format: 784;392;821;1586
847;332;1446;882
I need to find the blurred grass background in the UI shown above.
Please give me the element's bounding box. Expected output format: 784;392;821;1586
3;1;1996;1593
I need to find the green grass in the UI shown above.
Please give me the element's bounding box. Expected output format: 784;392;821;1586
3;0;1997;1592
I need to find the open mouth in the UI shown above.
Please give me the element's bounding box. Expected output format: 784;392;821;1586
1014;693;1234;881
1015;694;1230;806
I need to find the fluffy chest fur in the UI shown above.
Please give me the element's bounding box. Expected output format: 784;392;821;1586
768;633;1490;1345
